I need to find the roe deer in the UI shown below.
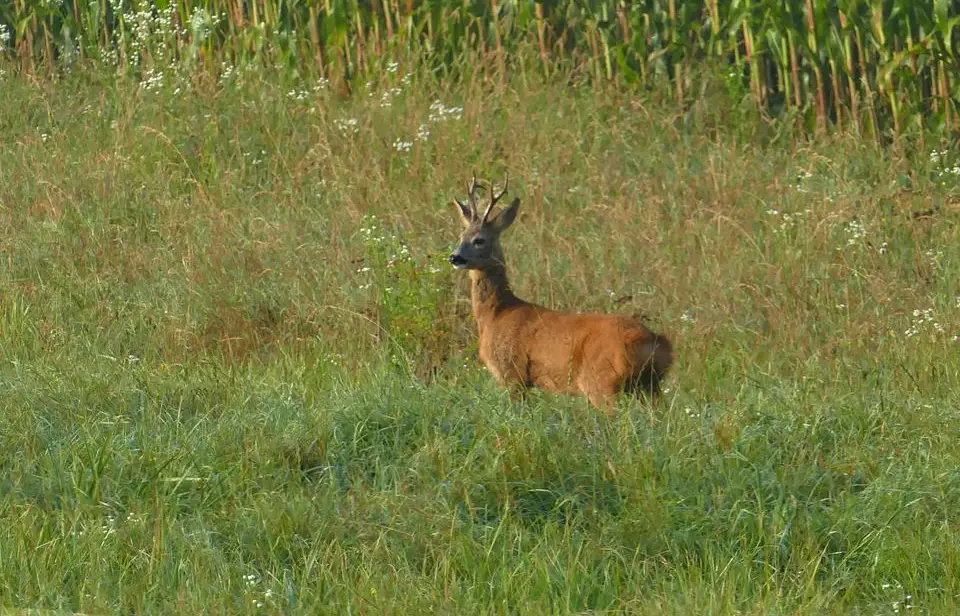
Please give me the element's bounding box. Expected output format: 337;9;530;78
448;174;673;413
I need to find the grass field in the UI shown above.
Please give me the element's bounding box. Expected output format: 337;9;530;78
1;55;959;614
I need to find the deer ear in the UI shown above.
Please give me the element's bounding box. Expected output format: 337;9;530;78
490;197;520;232
453;198;474;225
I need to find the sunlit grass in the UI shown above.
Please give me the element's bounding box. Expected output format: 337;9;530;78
4;0;960;138
0;58;958;614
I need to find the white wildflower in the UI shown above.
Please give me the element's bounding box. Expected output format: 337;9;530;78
924;248;943;266
0;23;10;52
219;62;236;85
766;208;808;234
334;118;360;135
844;219;866;246
138;68;164;92
287;88;308;101
905;308;942;339
930;149;960;181
428;100;463;122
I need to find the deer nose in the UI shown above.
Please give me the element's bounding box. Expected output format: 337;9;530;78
449;254;468;267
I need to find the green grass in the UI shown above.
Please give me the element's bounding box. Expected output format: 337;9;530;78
5;0;960;138
0;57;959;614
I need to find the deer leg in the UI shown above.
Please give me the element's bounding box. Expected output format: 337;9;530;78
581;384;620;417
624;362;664;403
508;384;528;404
585;389;618;417
495;361;531;405
579;373;622;417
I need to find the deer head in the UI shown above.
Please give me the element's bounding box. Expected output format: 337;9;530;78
448;173;521;270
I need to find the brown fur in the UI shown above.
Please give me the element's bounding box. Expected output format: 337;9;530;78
449;175;673;414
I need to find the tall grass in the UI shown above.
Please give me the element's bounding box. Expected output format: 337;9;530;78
1;47;959;611
2;1;959;137
2;0;960;612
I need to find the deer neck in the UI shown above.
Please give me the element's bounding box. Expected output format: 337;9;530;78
469;259;519;327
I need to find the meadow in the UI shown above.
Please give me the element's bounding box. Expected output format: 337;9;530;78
1;3;960;612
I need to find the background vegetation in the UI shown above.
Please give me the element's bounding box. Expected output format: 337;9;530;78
4;0;960;136
1;1;959;614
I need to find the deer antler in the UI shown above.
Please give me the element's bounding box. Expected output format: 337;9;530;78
481;172;508;224
467;172;482;213
454;172;484;219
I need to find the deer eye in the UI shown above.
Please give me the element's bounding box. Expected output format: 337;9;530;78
472;237;486;246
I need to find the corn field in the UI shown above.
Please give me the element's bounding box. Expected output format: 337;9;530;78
2;0;959;137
